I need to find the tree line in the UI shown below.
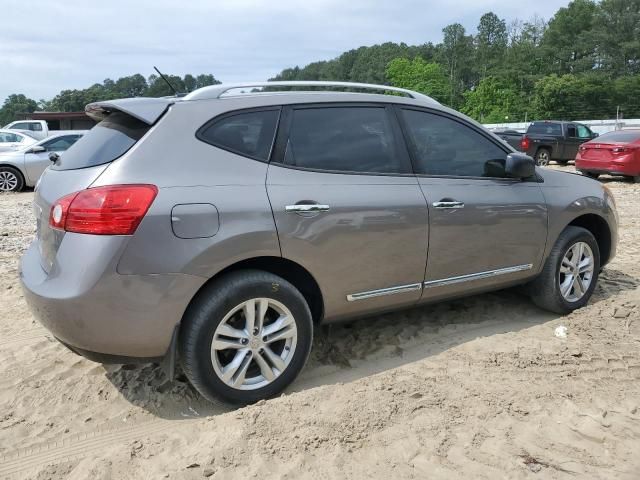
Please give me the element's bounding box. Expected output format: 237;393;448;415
0;73;220;126
2;0;639;126
272;0;640;123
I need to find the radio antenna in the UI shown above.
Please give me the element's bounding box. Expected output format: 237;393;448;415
153;66;180;96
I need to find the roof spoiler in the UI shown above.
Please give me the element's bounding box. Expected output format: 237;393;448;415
85;97;174;124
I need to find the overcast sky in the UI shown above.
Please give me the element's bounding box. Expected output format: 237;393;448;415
2;0;570;102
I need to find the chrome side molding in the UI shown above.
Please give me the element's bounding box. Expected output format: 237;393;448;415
346;264;533;301
423;264;533;288
346;283;422;302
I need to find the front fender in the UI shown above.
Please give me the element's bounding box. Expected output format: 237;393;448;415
539;168;618;266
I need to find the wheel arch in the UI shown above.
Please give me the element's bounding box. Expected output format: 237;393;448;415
185;256;324;325
566;213;612;266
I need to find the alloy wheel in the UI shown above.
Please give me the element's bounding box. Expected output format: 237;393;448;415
210;298;298;390
0;171;19;191
536;151;550;166
559;241;594;302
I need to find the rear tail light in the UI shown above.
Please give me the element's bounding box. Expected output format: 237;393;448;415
520;135;530;151
49;185;158;235
612;147;629;155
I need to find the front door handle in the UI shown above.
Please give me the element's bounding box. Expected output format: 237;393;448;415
433;201;465;209
285;204;331;213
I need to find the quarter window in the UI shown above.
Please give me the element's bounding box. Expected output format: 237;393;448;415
283;107;407;174
400;109;508;177
198;109;279;162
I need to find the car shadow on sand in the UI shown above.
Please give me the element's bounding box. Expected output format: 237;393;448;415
103;267;639;420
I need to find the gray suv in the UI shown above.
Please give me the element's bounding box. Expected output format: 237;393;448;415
20;81;618;404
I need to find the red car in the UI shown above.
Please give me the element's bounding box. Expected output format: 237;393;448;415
576;129;640;182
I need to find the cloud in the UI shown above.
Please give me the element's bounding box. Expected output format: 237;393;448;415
1;0;569;102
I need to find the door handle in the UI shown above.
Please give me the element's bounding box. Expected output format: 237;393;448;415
285;204;331;213
433;201;465;209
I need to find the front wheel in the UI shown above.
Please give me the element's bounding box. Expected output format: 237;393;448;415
180;270;313;405
528;226;600;314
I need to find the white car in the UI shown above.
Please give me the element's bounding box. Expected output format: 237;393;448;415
0;129;37;153
0;132;85;191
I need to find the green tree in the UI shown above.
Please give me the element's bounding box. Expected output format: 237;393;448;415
0;94;38;126
386;57;449;103
594;0;640;75
461;77;526;122
541;0;598;74
437;23;476;107
475;12;508;78
532;73;614;119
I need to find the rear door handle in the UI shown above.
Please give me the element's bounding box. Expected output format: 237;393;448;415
433;201;465;209
285;204;331;213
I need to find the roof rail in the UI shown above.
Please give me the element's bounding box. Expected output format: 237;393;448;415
183;81;440;105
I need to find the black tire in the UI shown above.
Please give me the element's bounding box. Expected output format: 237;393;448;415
0;166;25;192
629;175;640;183
583;172;600;180
534;148;551;166
557;160;569;165
528;226;600;314
179;270;313;405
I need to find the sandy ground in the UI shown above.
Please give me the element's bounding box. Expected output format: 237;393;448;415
0;165;639;479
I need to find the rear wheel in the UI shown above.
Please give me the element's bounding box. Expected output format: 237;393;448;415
535;148;551;167
629;175;640;183
0;166;24;192
583;172;600;180
529;226;600;314
180;270;313;405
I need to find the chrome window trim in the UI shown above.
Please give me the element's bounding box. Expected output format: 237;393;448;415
346;283;422;302
423;264;533;288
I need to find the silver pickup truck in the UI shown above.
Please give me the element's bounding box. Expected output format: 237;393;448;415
4;120;81;141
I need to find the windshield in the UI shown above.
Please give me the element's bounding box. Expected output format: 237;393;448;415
51;112;150;170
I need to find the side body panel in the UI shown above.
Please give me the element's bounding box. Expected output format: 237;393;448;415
418;177;548;302
267;164;429;322
92;101;282;277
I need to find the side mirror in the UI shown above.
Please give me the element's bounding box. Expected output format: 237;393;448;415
28;145;46;154
505;152;536;179
48;152;60;163
592;132;599;138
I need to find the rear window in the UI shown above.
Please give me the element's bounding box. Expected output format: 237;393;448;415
595;130;640;143
52;112;149;171
528;123;562;136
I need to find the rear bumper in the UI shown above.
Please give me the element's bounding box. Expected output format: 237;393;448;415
20;239;206;358
576;159;640;176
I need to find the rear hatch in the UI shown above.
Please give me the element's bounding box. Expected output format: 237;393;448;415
33;98;172;273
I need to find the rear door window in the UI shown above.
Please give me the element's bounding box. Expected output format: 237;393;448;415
197;109;279;162
281;106;409;174
52;112;149;171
